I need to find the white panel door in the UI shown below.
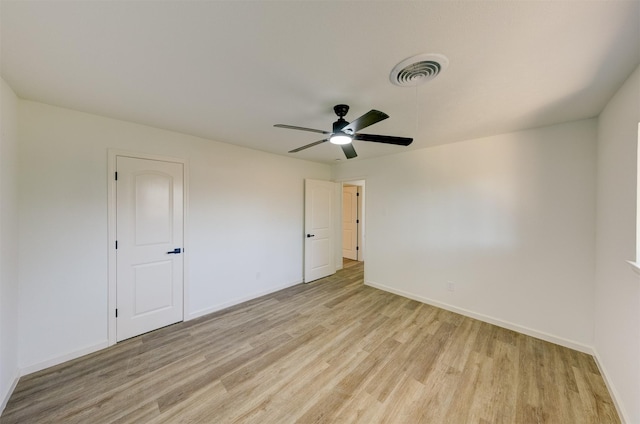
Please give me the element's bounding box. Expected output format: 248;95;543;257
342;186;358;260
116;156;184;341
304;179;336;283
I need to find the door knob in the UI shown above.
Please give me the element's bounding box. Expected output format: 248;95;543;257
306;234;315;238
167;248;182;254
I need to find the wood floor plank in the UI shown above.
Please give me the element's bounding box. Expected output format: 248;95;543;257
1;259;621;423
156;332;292;413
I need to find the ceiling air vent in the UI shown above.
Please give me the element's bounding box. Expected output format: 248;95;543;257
390;53;448;87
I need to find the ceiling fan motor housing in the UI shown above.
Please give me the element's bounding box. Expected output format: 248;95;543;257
333;118;348;133
333;104;350;133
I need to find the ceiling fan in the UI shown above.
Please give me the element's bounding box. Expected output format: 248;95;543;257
274;104;413;159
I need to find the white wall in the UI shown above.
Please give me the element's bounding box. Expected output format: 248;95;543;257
17;100;330;371
333;119;597;351
0;78;20;410
594;64;640;424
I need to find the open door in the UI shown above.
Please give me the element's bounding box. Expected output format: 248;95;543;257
304;179;337;282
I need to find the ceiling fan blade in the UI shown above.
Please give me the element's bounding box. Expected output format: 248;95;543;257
354;133;413;146
288;139;328;153
274;124;330;135
341;143;357;159
341;110;389;134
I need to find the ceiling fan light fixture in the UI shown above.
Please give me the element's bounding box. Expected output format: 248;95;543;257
329;132;352;145
275;104;412;160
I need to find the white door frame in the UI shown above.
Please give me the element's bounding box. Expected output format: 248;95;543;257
342;185;359;260
338;178;366;263
107;149;189;346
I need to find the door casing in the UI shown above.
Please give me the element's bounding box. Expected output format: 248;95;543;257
342;185;358;260
339;179;366;263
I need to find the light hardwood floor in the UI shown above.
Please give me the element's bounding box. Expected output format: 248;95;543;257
1;260;620;423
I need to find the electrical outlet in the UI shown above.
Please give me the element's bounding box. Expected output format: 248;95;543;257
447;281;455;292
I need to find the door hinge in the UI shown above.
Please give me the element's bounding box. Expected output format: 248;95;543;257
115;309;118;318
115;240;118;249
356;192;360;196
356;246;359;250
356;219;359;223
115;172;118;181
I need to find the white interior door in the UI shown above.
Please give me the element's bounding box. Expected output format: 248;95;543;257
342;185;358;260
116;156;184;341
304;179;336;283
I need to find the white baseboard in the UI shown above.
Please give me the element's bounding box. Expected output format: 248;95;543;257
0;369;20;415
20;341;109;377
366;280;594;354
18;282;302;377
593;350;630;424
186;280;302;321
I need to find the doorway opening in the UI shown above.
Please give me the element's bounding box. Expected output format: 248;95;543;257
341;180;365;268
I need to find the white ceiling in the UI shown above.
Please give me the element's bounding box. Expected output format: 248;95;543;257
2;1;639;164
